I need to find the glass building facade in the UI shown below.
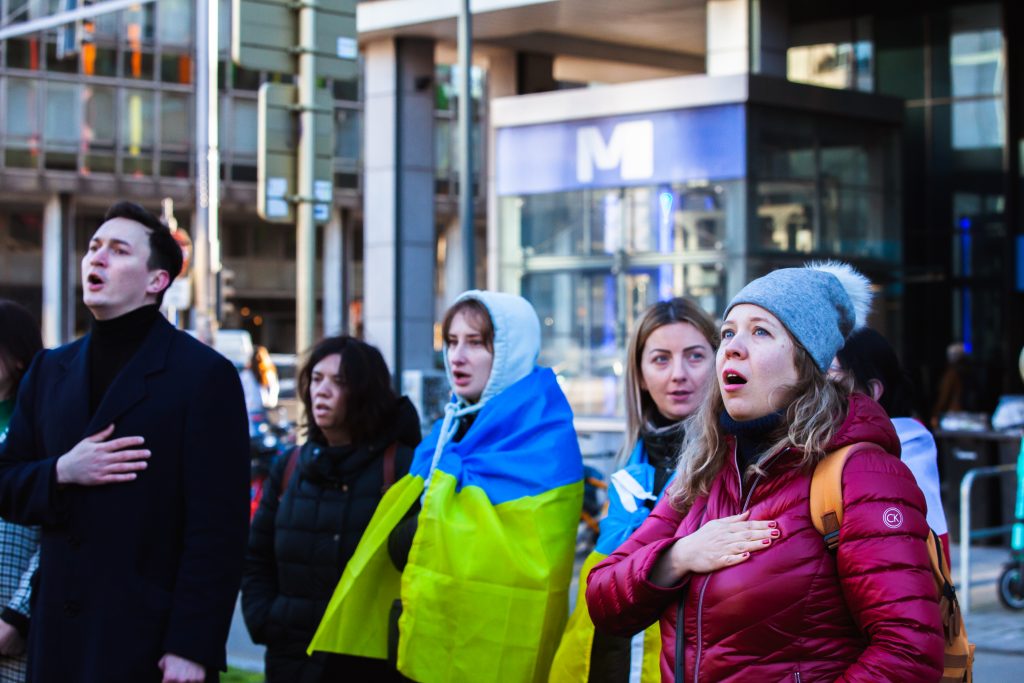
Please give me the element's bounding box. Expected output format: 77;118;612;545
494;86;902;419
0;0;1019;418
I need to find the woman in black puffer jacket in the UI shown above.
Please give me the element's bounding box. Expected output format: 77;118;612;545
242;336;421;682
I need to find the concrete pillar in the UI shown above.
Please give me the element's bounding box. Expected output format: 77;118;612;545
362;38;436;379
484;48;556;291
706;0;787;78
42;194;73;347
322;208;344;336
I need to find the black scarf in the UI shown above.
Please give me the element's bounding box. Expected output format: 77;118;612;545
719;410;784;475
640;411;685;498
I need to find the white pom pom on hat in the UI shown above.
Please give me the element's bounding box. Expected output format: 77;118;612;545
725;261;873;371
804;260;873;330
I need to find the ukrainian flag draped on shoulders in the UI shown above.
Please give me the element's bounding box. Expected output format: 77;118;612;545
310;290;583;683
549;441;673;683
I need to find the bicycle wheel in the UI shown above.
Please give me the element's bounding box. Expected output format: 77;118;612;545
998;565;1024;610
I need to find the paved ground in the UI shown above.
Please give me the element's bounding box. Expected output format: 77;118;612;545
951;542;1024;680
225;542;1024;678
226;597;264;672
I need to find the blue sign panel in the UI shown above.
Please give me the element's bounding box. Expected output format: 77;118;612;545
496;104;746;196
1018;235;1024;292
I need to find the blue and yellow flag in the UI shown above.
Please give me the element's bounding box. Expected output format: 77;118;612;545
310;367;583;683
548;443;670;683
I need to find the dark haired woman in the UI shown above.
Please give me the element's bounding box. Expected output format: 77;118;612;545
0;300;43;682
242;335;421;682
832;327;950;560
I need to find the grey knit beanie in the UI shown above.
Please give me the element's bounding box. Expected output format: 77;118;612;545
725;261;873;371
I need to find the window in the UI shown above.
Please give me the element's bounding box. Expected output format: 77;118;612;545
949;4;1004;150
787;17;873;92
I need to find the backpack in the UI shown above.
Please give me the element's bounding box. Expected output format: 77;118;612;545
809;443;975;683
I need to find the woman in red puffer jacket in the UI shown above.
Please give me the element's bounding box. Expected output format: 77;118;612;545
586;262;944;683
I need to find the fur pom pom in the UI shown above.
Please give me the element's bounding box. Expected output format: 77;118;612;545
806;260;872;329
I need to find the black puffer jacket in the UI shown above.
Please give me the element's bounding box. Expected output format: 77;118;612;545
242;397;421;683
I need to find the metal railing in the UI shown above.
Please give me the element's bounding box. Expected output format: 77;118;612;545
958;463;1016;614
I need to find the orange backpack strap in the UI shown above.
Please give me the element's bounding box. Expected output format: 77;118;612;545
809;443;873;552
381;441;398;494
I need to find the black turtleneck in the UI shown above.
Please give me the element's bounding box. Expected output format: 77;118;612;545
719;411;784;476
89;305;161;415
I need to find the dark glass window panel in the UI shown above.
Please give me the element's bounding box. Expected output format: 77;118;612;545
221;223;248;258
231;164;257;182
45;42;78;73
159;159;190;178
334;172;358;189
874;15;926;100
253;224;283;257
5;149;37;168
44;151;77;171
84;45;119;77
83;154;116;174
9;213;43;247
160;54;192;84
123;156;152;176
332;77;358;101
7;39;40;70
232;65;262;91
122;50;155;79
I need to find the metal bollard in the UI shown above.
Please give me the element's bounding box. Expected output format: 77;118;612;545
958;463;1016;614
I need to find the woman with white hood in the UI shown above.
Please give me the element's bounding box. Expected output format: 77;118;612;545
310;291;584;683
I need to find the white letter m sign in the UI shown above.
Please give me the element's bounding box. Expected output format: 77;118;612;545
576;120;654;184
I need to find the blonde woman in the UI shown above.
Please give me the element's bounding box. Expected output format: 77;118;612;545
550;298;717;683
586;263;944;682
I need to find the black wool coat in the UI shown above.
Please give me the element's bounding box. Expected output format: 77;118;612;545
241;397;421;683
0;317;250;683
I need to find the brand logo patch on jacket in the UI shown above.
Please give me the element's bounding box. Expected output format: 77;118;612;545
882;507;904;529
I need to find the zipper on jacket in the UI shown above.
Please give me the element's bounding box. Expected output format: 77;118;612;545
674;600;685;683
794;672;802;682
692;452;773;683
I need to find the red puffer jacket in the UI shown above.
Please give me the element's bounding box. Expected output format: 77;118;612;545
586;394;944;682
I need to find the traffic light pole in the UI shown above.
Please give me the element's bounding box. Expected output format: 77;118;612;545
458;0;475;291
193;0;220;340
295;1;317;356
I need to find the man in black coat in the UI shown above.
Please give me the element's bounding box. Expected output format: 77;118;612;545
0;202;250;683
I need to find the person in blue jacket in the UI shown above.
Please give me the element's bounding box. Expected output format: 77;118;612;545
550;298;718;683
